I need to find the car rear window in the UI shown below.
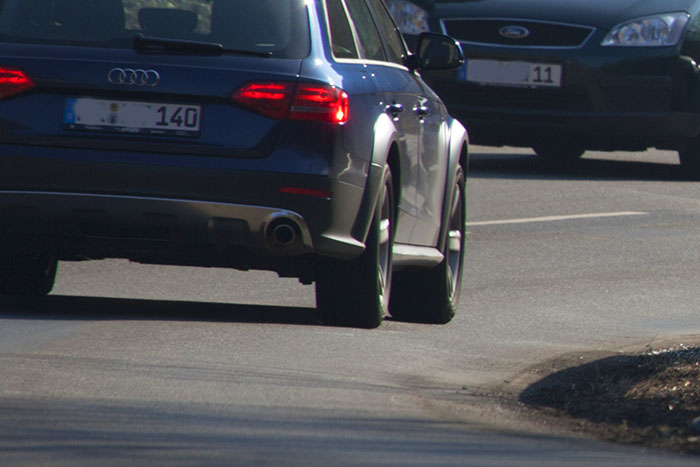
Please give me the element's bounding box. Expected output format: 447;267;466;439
0;0;310;58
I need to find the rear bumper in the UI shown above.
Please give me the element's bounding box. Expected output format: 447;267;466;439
0;190;314;253
0;189;365;280
0;124;373;272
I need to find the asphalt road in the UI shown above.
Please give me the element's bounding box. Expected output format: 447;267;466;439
1;147;699;466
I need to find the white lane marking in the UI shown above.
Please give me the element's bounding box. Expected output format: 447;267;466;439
469;211;647;226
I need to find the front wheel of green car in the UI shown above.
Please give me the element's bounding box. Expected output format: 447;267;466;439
315;168;395;328
390;166;465;324
0;254;58;296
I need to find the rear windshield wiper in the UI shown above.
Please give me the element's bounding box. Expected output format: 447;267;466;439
134;34;272;57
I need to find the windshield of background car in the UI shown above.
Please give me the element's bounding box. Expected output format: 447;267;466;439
0;0;310;58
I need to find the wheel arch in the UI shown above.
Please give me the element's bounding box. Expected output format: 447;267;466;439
436;118;469;253
350;113;401;245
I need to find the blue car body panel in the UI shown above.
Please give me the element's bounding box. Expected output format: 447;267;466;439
0;0;467;288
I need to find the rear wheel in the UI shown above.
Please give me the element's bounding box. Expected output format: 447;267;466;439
679;135;700;180
0;253;57;296
390;166;465;324
315;168;394;328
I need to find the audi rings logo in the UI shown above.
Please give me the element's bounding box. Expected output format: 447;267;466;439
107;68;160;87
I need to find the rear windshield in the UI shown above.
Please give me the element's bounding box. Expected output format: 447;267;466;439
0;0;310;58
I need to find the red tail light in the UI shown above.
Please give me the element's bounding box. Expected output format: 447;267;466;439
231;81;349;124
291;84;349;124
0;67;34;99
231;82;295;120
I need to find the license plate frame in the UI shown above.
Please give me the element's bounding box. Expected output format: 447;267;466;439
63;97;202;137
459;59;562;88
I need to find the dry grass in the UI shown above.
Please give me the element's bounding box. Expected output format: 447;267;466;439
520;345;700;454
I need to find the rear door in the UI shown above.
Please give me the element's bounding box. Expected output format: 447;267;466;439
342;0;423;244
366;0;449;246
359;0;447;246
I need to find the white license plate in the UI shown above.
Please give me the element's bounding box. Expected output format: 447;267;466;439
64;98;201;136
459;59;562;88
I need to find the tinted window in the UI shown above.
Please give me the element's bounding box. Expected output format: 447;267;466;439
365;0;405;65
0;0;310;58
344;0;386;62
326;0;358;59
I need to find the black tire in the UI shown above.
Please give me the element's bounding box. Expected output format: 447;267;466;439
315;168;394;328
679;136;700;180
533;145;585;162
390;166;465;324
0;254;57;296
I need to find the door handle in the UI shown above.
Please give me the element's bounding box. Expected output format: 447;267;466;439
414;103;430;117
386;102;403;120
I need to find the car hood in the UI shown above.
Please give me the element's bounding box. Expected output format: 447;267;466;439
432;0;695;29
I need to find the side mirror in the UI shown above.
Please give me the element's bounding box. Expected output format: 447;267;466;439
408;32;464;71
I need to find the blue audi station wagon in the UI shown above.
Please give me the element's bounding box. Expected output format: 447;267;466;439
0;0;468;328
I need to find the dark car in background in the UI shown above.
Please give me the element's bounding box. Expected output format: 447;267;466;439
0;0;468;328
386;0;700;177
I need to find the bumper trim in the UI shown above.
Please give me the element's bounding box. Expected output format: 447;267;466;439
0;190;314;254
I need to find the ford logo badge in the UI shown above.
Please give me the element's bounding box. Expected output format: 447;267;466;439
499;25;530;40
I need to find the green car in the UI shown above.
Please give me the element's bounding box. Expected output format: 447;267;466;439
387;0;700;177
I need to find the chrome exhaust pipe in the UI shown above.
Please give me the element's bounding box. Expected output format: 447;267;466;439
272;222;297;246
266;218;302;250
